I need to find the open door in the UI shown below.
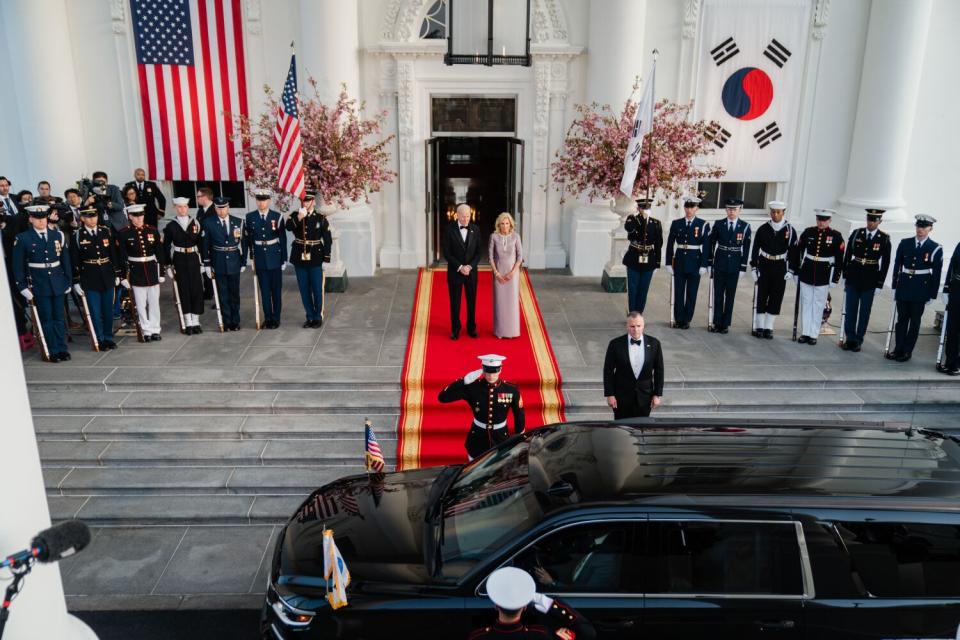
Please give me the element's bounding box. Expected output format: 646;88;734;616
425;137;442;264
507;138;525;234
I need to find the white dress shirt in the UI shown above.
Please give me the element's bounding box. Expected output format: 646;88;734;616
628;334;644;378
459;225;468;242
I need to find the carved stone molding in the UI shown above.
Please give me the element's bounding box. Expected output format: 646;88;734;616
682;0;702;40
812;0;831;40
110;0;126;34
533;59;551;137
246;0;262;35
396;59;415;162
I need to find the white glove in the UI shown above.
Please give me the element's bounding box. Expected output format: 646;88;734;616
73;284;84;296
698;267;706;276
665;265;674;275
158;276;166;284
20;288;33;301
707;267;713;276
204;267;212;278
925;299;933;306
115;277;120;287
64;287;72;295
531;592;554;614
829;281;837;289
463;368;483;385
166;267;174;278
792;275;799;284
240;266;247;273
942;292;949;305
281;263;288;271
876;288;883;296
784;271;793;281
751;268;758;283
121;279;131;289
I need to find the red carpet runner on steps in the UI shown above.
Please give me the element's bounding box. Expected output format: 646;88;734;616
397;268;565;469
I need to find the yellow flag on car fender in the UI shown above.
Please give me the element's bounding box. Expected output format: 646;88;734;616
323;529;351;609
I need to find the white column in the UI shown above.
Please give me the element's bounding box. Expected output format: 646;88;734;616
837;0;932;237
569;0;648;278
1;0;89;187
298;0;375;276
0;269;98;639
544;88;568;268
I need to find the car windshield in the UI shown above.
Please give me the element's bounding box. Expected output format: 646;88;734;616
439;440;543;579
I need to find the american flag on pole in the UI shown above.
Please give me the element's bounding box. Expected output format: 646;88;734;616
274;54;306;199
365;420;385;473
130;0;248;181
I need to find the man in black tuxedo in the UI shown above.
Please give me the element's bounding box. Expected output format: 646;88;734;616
195;187;216;300
443;203;480;339
124;167;167;228
603;312;664;419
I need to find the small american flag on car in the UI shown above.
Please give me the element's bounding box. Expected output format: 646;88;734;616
365;419;385;473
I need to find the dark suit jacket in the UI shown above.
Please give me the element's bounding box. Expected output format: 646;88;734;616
603;333;665;411
442;221;481;276
124;180;166;225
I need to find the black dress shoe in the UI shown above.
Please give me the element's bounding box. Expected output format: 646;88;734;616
708;326;718;333
303;320;313;328
105;341;118;350
719;327;729;334
184;326;195;335
681;322;690;330
850;342;861;352
840;340;850;350
450;331;459;340
763;329;773;339
936;364;960;376
885;351;901;360
46;353;60;363
57;351;71;361
151;334;162;342
231;324;240;331
314;318;323;328
467;329;478;338
194;326;203;334
896;353;911;362
797;335;809;344
808;338;817;346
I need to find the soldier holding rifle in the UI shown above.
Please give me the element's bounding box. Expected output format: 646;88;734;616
163;196;205;334
70;207;120;351
116;204;165;342
201;197;246;331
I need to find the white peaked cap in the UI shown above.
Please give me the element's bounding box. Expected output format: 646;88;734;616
478;354;507;368
486;567;536;610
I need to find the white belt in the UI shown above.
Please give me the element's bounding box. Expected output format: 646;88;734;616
172;246;198;253
28;261;60;268
128;255;156;263
759;249;787;261
901;268;932;275
254;238;279;246
803;254;834;264
676;244;701;251
473;418;507;430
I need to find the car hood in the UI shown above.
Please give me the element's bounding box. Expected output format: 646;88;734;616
279;466;448;586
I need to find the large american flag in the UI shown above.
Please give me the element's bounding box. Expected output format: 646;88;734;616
130;0;248;181
274;54;306;199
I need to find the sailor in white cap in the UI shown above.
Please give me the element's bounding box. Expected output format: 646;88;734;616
244;188;288;329
791;208;845;345
469;567;594;639
748;200;798;339
839;209;892;351
887;214;942;362
438;354;525;460
665;196;710;329
162;196;205;333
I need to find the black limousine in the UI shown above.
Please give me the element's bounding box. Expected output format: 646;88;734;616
262;420;960;639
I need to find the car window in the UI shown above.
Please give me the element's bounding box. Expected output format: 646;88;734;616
512;522;635;594
643;521;804;596
833;521;960;598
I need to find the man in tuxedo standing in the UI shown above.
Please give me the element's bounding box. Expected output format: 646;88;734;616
443;203;480;340
124;168;167;229
603;312;664;419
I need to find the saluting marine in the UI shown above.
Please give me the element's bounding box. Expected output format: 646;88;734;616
665;196;709;329
840;208;891;351
286;190;332;328
622;198;663;314
791;208;844;345
438;354;525;461
163;196;205;334
707;197;752;333
71;207;120;350
244;188;288;329
201;197;247;331
116;203;165;341
749;200;797;339
12;205;73;362
887;214;942;362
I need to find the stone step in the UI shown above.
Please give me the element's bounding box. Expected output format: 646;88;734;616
45;465;354;496
37;439;398;468
49;494;304;526
33;414;400;442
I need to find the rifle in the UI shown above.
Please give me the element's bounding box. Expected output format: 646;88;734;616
125;269;147;343
668;271;676;328
936;308;949;367
751;279;758;335
170;266;187;334
27;296;53;362
838;285;848;347
707;270;715;331
77;289;100;352
883;302;897;357
251;255;262;330
209;270;225;332
791;279;801;342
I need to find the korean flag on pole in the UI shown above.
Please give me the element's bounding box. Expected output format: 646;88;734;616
323;529;351;609
620;57;657;198
694;0;809;182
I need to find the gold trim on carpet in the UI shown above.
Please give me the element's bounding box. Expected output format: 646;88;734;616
519;271;564;424
398;269;433;470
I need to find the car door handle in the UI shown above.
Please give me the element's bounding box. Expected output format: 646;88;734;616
753;619;795;631
596;618;638;630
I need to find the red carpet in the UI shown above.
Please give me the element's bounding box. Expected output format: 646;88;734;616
397;268;565;469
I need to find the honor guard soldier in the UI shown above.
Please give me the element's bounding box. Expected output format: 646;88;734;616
244;189;288;329
12;205;73;361
792;209;844;345
469;567;595;640
840;209;892;351
937;241;959;375
749;200;798;339
163;196;205;334
887;214;942;362
71;207;120;350
286;190;332;328
622;198;663;314
707;197;752;333
116;204;165;341
201;197;246;330
438;354;525;461
665;196;709;329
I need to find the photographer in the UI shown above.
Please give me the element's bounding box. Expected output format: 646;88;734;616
83;171;125;230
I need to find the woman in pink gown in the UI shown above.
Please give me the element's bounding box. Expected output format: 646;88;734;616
489;212;523;338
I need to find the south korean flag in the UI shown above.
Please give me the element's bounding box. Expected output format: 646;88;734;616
694;0;810;182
